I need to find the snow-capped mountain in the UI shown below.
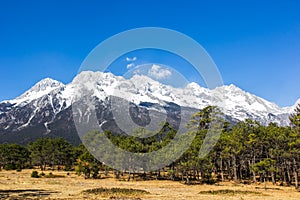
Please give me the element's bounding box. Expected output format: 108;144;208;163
11;78;64;106
0;71;298;144
283;98;300;114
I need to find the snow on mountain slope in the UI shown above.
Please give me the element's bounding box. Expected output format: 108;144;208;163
0;71;298;132
212;84;286;122
294;99;300;109
4;78;65;106
70;71;294;125
283;98;300;114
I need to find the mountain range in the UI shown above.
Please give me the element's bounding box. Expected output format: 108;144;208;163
0;71;298;145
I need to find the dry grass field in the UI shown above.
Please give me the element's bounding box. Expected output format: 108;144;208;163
0;169;299;200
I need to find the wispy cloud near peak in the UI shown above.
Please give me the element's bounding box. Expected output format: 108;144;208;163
126;57;137;62
148;64;172;80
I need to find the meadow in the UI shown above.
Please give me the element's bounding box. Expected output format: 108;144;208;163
0;169;299;200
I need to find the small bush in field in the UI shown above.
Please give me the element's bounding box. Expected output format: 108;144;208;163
31;171;39;178
4;163;16;170
40;172;45;176
64;165;73;171
44;172;65;178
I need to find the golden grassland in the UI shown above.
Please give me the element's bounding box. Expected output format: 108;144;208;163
0;169;299;199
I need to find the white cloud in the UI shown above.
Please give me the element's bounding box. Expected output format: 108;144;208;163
126;63;135;69
126;56;137;62
148;64;172;80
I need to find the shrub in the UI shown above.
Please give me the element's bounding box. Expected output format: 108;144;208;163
44;172;65;178
31;171;39;178
40;172;45;176
64;165;73;171
82;187;149;196
91;164;100;179
4;163;16;170
75;165;82;176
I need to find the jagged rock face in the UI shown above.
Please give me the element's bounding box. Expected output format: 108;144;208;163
0;95;191;145
0;71;298;145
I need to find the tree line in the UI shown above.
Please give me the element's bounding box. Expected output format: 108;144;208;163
0;104;299;189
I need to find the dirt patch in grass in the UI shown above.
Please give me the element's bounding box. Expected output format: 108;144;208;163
199;189;263;195
0;189;58;199
255;186;282;190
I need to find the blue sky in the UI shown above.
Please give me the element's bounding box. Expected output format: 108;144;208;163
0;0;299;107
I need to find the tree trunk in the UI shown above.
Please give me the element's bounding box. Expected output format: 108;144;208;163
220;158;224;182
283;168;287;184
127;171;131;181
293;159;298;189
227;160;232;180
264;175;267;190
115;170;120;179
186;171;190;185
239;165;243;180
232;154;238;182
271;171;275;185
293;170;298;189
156;170;160;180
251;157;257;183
287;162;291;185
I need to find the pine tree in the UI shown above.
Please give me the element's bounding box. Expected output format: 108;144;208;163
289;104;300;189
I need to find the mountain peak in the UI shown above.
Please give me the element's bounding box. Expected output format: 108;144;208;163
214;84;243;93
32;77;63;89
72;71;123;85
226;84;241;90
130;74;159;85
11;77;64;104
228;83;238;88
20;77;63;95
186;82;201;89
